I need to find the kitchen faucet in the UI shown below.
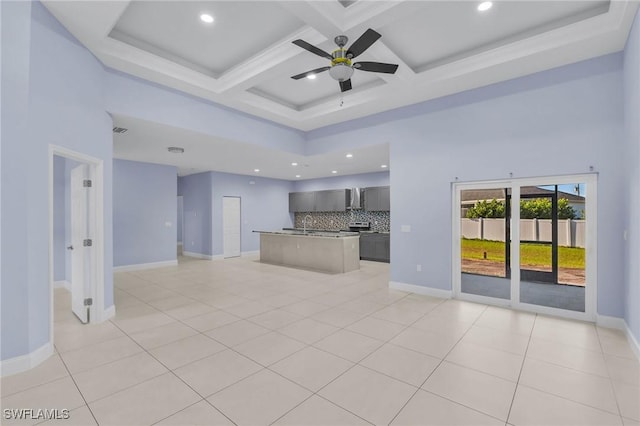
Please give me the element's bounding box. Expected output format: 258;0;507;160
303;215;313;234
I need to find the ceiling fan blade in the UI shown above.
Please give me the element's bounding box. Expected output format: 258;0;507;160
339;79;352;92
346;28;381;58
353;61;398;74
291;67;330;80
292;39;333;60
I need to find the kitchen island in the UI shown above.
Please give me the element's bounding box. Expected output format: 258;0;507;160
254;230;360;273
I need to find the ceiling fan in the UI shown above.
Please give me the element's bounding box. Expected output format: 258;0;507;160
291;28;398;93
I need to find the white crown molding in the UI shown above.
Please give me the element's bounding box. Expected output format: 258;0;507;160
41;0;639;131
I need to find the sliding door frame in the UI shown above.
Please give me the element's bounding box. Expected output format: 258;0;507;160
452;174;597;321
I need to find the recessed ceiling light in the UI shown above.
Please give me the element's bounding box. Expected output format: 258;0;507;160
345;153;353;158
331;170;337;174
167;147;184;154
306;74;317;80
291;162;298;166
254;168;260;172
200;13;214;23
295;174;301;178
477;1;492;11
381;164;388;168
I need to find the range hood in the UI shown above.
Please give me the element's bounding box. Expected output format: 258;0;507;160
348;188;363;210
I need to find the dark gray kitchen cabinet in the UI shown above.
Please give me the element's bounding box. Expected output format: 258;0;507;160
289;189;349;212
359;233;390;262
289;191;316;212
315;189;349;212
364;186;390;211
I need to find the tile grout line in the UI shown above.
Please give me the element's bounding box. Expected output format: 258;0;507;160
105;319;240;426
45;349;101;426
386;304;499;425
595;326;628;424
504;312;537;424
69;266;427;423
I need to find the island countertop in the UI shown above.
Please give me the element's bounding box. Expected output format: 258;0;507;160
254;230;360;273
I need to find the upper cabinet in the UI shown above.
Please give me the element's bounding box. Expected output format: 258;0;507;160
289;189;349;212
315;189;350;212
364;186;390;211
289;191;316;212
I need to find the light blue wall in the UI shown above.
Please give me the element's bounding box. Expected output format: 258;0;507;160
179;173;213;256
1;0;32;360
1;2;113;361
113;159;177;267
293;171;389;192
105;70;306;156
210;171;294;255
308;53;626;318
623;9;640;343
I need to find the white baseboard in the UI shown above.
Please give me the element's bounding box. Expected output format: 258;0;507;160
389;281;453;299
101;305;116;321
113;260;178;272
0;342;53;377
182;251;214;260
54;280;71;290
625;323;640;361
596;314;626;330
241;250;259;257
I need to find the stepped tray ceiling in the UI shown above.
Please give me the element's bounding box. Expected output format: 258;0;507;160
44;0;638;131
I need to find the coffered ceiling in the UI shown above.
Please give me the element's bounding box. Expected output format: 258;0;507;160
43;0;639;132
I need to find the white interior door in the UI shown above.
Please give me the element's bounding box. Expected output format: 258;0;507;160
70;164;89;323
223;197;241;258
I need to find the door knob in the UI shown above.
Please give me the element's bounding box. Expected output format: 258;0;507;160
67;245;74;250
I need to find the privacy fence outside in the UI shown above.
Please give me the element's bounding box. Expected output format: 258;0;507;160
461;218;586;248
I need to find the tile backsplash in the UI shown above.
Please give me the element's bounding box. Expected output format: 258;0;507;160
294;210;390;232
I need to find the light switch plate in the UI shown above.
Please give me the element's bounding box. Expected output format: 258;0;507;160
401;225;411;233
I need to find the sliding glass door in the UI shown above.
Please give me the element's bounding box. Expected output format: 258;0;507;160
459;186;511;302
518;183;587;313
454;175;595;319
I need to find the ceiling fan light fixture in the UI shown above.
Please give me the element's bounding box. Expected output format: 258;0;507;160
329;63;354;82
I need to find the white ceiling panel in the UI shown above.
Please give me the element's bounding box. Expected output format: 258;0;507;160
380;1;610;72
112;115;389;180
110;1;305;76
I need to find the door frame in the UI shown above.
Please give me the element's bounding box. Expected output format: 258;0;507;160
452;173;597;321
48;145;105;342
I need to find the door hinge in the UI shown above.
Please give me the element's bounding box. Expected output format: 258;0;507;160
83;239;93;247
84;298;93;306
83;180;92;188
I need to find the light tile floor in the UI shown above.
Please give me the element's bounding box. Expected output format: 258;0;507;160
2;255;639;426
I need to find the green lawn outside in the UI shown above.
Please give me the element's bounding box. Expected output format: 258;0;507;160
461;238;585;269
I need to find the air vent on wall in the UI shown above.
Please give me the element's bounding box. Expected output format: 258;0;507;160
112;126;128;134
